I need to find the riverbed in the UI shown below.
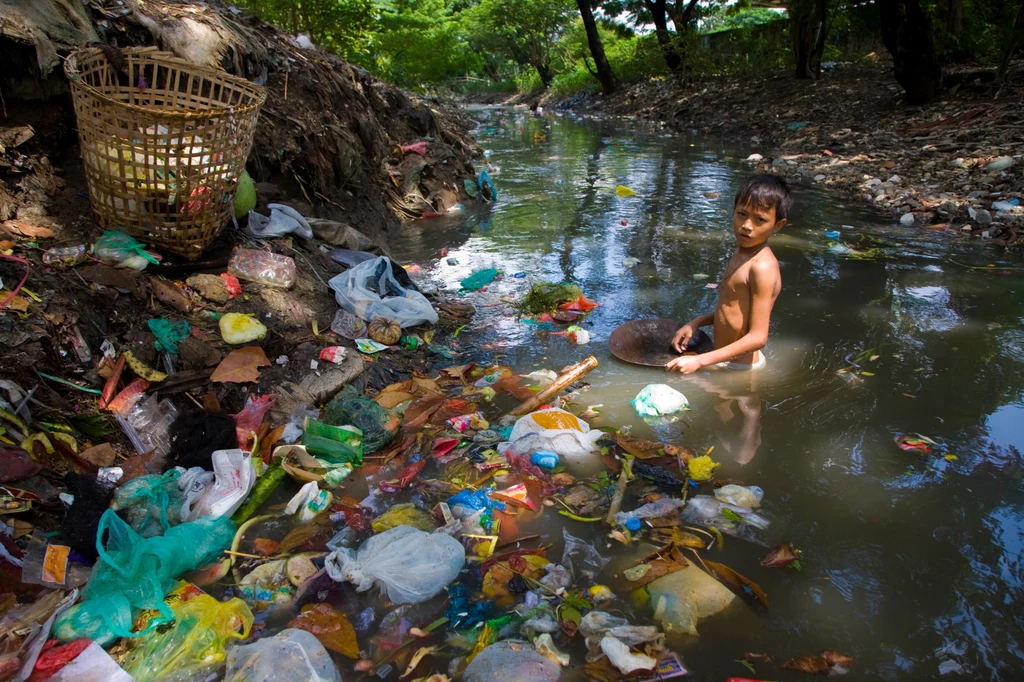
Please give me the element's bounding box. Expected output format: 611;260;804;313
392;107;1024;680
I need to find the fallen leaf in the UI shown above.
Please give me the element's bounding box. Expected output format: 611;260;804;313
79;443;118;468
288;603;359;658
783;655;831;675
0;292;29;312
650;528;706;549
211;347;271;383
149;277;193;313
376;391;415;409
705;560;770;608
624;544;689;588
615;433;666;460
743;652;772;663
252;538;279;556
403;645;439;677
944;454;958;461
402;395;444;428
821;650;855;668
276;524;324;555
79;264;146;299
761;542;801;568
117;451;154;484
2;220;54;239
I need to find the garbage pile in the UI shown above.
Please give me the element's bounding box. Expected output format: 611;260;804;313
1;214;851;681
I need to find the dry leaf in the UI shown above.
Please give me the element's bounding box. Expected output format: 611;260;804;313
376;391;415;409
251;538;280;556
783;656;831;675
822;650;855;668
288;603;359;658
149;277;193;313
705;560;770;608
761;542;800;568
402;645;439;677
402;395;444;428
2;220;54;239
79;443;118;467
624;544;689;588
276;524;324;555
211;347;271;383
615;433;667;460
650;528;706;549
0;292;29;312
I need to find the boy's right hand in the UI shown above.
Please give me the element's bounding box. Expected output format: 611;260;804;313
671;324;696;353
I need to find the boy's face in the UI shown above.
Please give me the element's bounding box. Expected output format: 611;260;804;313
732;201;786;248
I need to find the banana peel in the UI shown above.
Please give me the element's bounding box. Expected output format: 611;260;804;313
123;350;167;382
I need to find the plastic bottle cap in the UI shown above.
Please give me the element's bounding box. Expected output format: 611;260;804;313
624;518;642;531
825;230;841;240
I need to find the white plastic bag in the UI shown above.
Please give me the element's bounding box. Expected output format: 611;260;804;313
324;525;464;604
224;628;341;682
508;408;602;466
327;256;438;328
284;481;332;522
46;641;134;682
632;384;689;417
246;204;313;239
186;449;255;521
713;484;763;509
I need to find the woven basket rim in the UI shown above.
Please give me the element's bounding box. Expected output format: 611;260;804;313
64;46;267;120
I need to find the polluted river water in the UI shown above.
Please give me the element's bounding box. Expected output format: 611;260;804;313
388;107;1024;680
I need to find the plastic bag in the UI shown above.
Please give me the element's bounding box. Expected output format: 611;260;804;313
224;628;341;682
234;170;256;218
234;394;276;448
323;385;398;454
507;408;603;466
461;268;498;291
186;449;255;521
93;231;159;270
370;502;436;533
284;480;332;522
40;641;133;682
228;248;296;289
113;469;184;537
463;640;558;682
682;495;770;531
613;498;685;527
632;384;689;417
562;527;609;580
120;592;253;682
714;484;763;509
247;203;313;239
148;318;191;354
647;563;738;636
325;525;465;604
54;509;236;646
327;256;438;328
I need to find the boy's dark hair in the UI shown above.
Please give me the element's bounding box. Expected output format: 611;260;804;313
734;174;792;222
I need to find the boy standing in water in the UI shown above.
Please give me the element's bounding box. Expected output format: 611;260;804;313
666;174;791;373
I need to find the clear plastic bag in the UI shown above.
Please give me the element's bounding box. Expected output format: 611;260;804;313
508;408;603;466
228;247;296;288
327;256;438;328
713;484;763;509
324;525;465;604
647;563;739;636
54;509;236;646
613;498;686;527
224;628;341;682
120;592;253;682
463;640;559;682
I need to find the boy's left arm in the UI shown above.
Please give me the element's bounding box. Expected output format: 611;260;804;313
666;262;778;373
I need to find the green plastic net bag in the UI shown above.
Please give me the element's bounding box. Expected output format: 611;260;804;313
54;509;236;646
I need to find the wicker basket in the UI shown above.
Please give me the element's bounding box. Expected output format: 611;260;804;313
65;47;266;259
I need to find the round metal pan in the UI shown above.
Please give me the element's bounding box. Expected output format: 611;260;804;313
608;318;683;367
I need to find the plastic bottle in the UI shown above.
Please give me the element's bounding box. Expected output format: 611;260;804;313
613;497;685;527
227;247;296;288
399;335;420;350
42;244;88;268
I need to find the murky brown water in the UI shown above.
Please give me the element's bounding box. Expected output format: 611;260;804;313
388;107;1024;680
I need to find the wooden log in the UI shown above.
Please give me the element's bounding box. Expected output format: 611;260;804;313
507;355;598;417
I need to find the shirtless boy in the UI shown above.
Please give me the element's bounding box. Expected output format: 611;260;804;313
665;174;791;373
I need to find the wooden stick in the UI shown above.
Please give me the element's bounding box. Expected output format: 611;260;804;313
224;549;262;559
605;468;629;526
508;356;598;417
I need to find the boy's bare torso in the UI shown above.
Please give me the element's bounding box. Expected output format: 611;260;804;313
713;246;781;366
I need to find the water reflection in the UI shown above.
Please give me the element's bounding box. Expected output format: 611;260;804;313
392;108;1024;679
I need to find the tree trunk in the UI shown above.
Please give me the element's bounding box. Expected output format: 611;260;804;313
644;0;682;71
997;0;1023;83
791;0;828;79
946;0;964;36
535;61;553;88
576;0;617;94
878;0;942;105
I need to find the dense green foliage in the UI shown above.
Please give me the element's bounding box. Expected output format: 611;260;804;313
235;0;1021;97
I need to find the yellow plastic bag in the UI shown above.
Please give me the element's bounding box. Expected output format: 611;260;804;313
121;592;254;682
219;313;267;345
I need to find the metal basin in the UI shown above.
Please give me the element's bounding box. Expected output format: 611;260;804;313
608;318;683;367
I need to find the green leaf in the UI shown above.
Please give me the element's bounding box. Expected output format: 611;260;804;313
735;659;757;674
721;508;745;523
70;413;116;438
